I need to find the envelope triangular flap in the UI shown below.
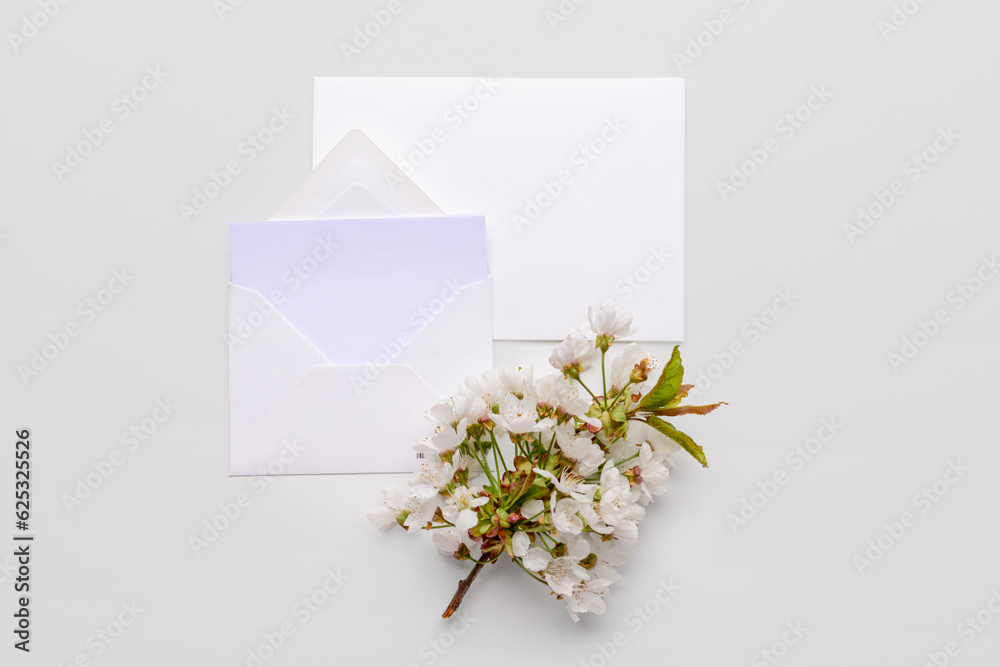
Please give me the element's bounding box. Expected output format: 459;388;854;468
234;364;440;474
392;278;492;397
272;129;442;220
311;183;395;218
228;284;327;449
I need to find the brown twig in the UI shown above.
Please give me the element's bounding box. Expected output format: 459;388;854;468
441;562;485;618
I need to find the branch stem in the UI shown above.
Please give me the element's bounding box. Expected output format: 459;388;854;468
442;562;486;618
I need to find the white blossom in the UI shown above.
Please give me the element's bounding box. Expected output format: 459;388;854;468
534;468;597;502
597;462;644;527
499;393;554;433
556;429;605;476
565;576;613;622
415;418;467;458
628;420;681;456
409;452;464;495
588;304;637;339
549;329;596;373
610;343;655;390
520;498;545;520
523;537;592;597
465;371;504;411
632;443;670;505
366;485;440;533
512;531;530;557
441;485;489;524
499;364;534;396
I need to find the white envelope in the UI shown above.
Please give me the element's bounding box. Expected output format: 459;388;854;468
229;134;491;476
313;77;685;341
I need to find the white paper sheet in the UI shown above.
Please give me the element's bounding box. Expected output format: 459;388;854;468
312;77;685;341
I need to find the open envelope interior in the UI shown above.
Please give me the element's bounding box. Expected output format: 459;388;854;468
228;132;492;476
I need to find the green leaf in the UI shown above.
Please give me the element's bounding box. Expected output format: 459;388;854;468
653;401;727;417
666;384;694;408
647;416;708;468
639;346;684;410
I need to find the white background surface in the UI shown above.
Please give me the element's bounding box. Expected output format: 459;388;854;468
2;1;999;666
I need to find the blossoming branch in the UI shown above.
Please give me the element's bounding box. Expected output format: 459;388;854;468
368;305;724;620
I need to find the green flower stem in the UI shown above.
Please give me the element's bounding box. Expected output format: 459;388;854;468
466;441;499;492
575;376;601;404
490;434;504;483
545;431;557;458
601;349;608;402
604;382;633;411
615;452;641;467
425;522;456;530
535;531;556;549
490;430;508;472
467;555;496;565
513;557;547;584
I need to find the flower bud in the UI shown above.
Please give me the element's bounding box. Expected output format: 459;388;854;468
629;365;648;384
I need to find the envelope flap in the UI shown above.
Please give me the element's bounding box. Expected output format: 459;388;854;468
232;364;441;475
275;129;443;220
309;183;395;218
228;284;328;448
391;278;493;397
